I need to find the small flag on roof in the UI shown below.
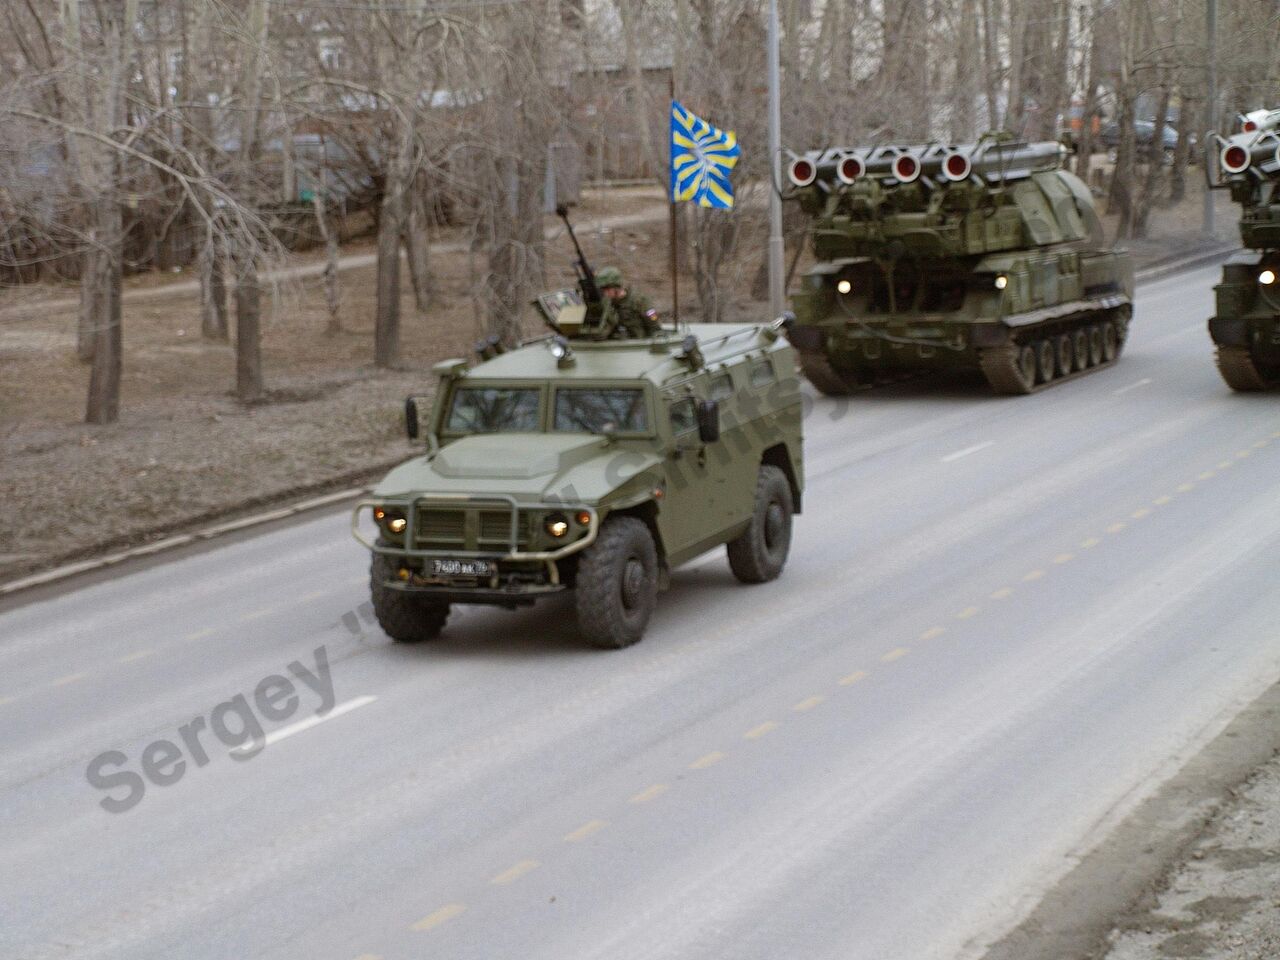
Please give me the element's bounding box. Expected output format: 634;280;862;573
670;100;741;209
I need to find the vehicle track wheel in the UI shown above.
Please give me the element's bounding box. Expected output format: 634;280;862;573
1073;329;1090;370
1102;321;1119;362
1016;345;1038;389
370;552;450;643
1054;334;1074;376
1088;325;1105;365
575;516;658;649
727;465;794;584
1036;340;1056;384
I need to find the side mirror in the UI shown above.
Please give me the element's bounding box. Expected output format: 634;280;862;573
404;396;420;441
696;399;720;444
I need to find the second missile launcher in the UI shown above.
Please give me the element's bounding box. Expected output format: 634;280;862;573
783;135;1134;395
1205;114;1280;390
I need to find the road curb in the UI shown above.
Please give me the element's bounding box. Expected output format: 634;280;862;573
1134;243;1237;284
0;486;367;597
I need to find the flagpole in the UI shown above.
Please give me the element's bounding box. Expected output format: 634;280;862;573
668;76;680;328
766;0;785;318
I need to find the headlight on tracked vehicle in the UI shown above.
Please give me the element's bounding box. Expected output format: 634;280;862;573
1260;269;1277;286
545;513;570;538
994;275;1009;290
836;279;853;295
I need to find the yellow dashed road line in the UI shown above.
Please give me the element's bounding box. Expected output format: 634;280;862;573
955;606;979;620
239;607;276;622
629;784;670;803
1199;471;1215;481
1131;508;1151;520
1217;461;1233;470
184;627;215;641
1023;569;1046;581
792;695;825;712
880;647;910;663
1237;449;1252;459
51;672;87;687
411;903;466;931
564;819;608;842
1106;522;1126;534
744;721;779;740
1154;495;1172;505
299;589;328;602
1254;439;1269;448
1177;483;1195;493
0;696;14;707
990;587;1014;600
1053;553;1073;564
838;670;869;686
920;625;947;639
118;649;155;663
689;751;726;770
491;860;539;885
1080;537;1101;549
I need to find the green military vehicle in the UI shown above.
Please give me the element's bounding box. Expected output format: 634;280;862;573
782;135;1135;395
1205;110;1280;390
352;210;804;649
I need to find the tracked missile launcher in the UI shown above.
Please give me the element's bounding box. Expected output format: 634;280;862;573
1205;113;1280;390
782;135;1134;395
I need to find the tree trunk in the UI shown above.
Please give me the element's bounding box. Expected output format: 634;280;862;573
374;187;402;368
234;254;264;403
77;248;98;362
1075;0;1103;182
1134;84;1171;238
200;238;228;340
313;193;342;334
85;204;122;424
402;177;434;314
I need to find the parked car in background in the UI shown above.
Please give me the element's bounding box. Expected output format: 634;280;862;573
1099;120;1193;158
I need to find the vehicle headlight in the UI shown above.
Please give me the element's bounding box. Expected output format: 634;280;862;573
373;507;407;536
545;513;569;538
836;279;853;295
1260;269;1276;286
994;275;1009;290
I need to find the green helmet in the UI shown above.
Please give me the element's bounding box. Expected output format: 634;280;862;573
595;266;623;289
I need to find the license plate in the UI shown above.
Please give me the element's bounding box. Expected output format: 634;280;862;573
429;558;497;578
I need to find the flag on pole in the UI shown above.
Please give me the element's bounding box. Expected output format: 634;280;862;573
670;100;741;209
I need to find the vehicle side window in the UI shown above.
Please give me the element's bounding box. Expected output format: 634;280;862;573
669;397;696;435
750;359;776;387
710;372;734;402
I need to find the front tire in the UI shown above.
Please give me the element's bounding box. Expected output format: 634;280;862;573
575;517;659;649
370;552;450;643
727;465;794;584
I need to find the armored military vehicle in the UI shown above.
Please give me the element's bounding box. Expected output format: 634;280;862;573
352;209;804;649
1205;111;1280;390
782;135;1135;395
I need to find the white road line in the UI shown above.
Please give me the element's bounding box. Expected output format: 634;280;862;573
230;695;377;757
1113;377;1153;396
940;441;993;463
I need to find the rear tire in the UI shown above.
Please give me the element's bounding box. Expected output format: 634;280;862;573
575;517;658;649
370;552;450;643
1088;325;1105;366
727;465;794;584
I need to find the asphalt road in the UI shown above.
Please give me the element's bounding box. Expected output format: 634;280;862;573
3;264;1279;960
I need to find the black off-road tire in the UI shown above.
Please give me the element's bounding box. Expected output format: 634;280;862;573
727;465;794;584
575;517;659;649
370;552;450;643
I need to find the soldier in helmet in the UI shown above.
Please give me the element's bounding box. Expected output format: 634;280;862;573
596;266;660;338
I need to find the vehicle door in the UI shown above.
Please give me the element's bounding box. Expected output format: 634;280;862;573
655;376;717;561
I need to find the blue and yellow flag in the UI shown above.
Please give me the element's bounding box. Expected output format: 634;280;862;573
670;100;740;209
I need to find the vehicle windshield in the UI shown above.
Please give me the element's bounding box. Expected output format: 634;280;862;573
446;386;542;433
553;388;649;433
